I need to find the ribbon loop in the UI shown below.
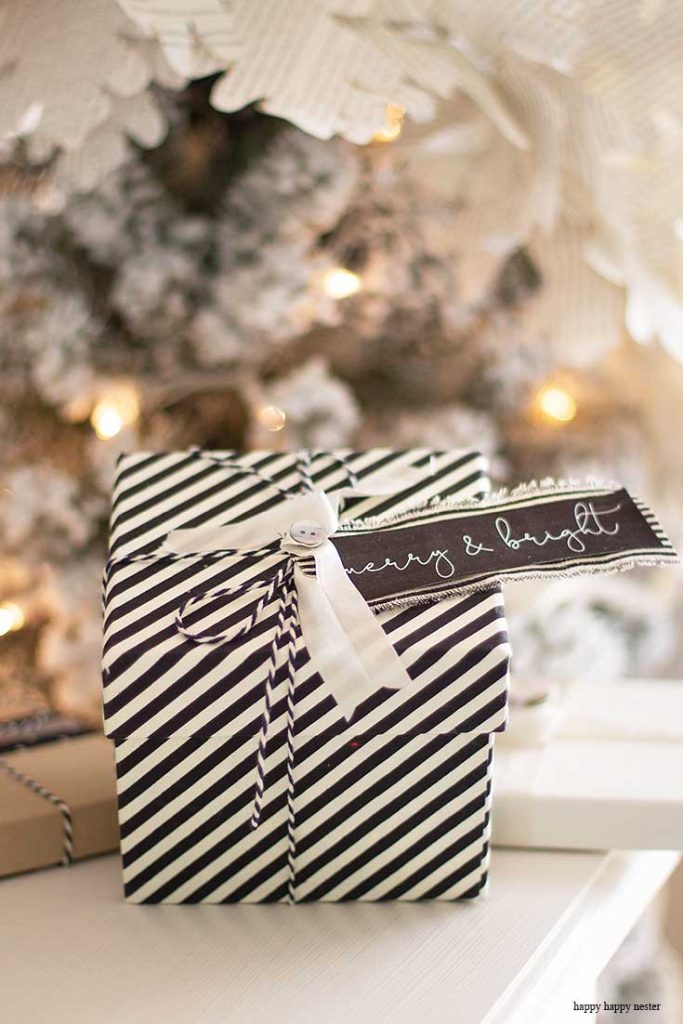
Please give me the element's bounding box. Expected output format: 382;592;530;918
175;562;291;647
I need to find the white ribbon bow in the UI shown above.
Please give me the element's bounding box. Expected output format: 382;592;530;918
163;470;423;719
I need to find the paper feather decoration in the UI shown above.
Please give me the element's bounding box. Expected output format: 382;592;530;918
1;0;683;358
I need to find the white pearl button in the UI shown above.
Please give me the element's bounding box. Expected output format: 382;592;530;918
288;520;327;547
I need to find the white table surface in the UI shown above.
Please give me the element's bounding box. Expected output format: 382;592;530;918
0;849;678;1024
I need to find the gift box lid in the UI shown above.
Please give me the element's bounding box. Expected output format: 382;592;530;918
102;449;511;742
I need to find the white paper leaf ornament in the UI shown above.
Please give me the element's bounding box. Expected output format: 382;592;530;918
0;0;184;190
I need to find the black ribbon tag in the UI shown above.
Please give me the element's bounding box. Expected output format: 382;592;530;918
332;486;677;606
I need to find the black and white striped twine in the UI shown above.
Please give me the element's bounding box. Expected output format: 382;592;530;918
0;757;73;865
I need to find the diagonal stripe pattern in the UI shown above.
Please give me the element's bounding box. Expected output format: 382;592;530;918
103;448;510;902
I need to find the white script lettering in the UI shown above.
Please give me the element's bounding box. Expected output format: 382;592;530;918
493;501;621;554
346;548;456;580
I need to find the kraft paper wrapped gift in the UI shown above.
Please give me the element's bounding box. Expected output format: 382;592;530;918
0;733;119;879
102;448;676;904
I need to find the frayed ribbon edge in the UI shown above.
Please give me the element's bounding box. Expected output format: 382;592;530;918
368;552;679;613
337;476;625;532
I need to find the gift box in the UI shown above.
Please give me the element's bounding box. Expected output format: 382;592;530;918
103;449;677;904
102;448;512;903
0;732;119;878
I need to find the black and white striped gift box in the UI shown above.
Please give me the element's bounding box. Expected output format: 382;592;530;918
102;448;511;903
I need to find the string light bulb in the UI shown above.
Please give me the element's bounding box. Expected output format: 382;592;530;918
90;384;140;440
0;602;25;637
322;267;362;300
535;384;578;424
373;102;406;143
257;405;287;432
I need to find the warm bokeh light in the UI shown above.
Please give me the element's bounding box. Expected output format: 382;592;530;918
322;267;362;299
373;102;406;143
535;384;578;424
257;404;287;432
91;402;124;440
90;384;140;440
0;601;26;637
373;121;402;143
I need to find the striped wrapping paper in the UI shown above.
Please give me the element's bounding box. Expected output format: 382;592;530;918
102;448;511;903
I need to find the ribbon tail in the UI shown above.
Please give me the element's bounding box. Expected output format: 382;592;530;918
294;544;414;721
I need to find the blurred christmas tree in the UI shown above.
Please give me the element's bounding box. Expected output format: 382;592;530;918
0;82;680;721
